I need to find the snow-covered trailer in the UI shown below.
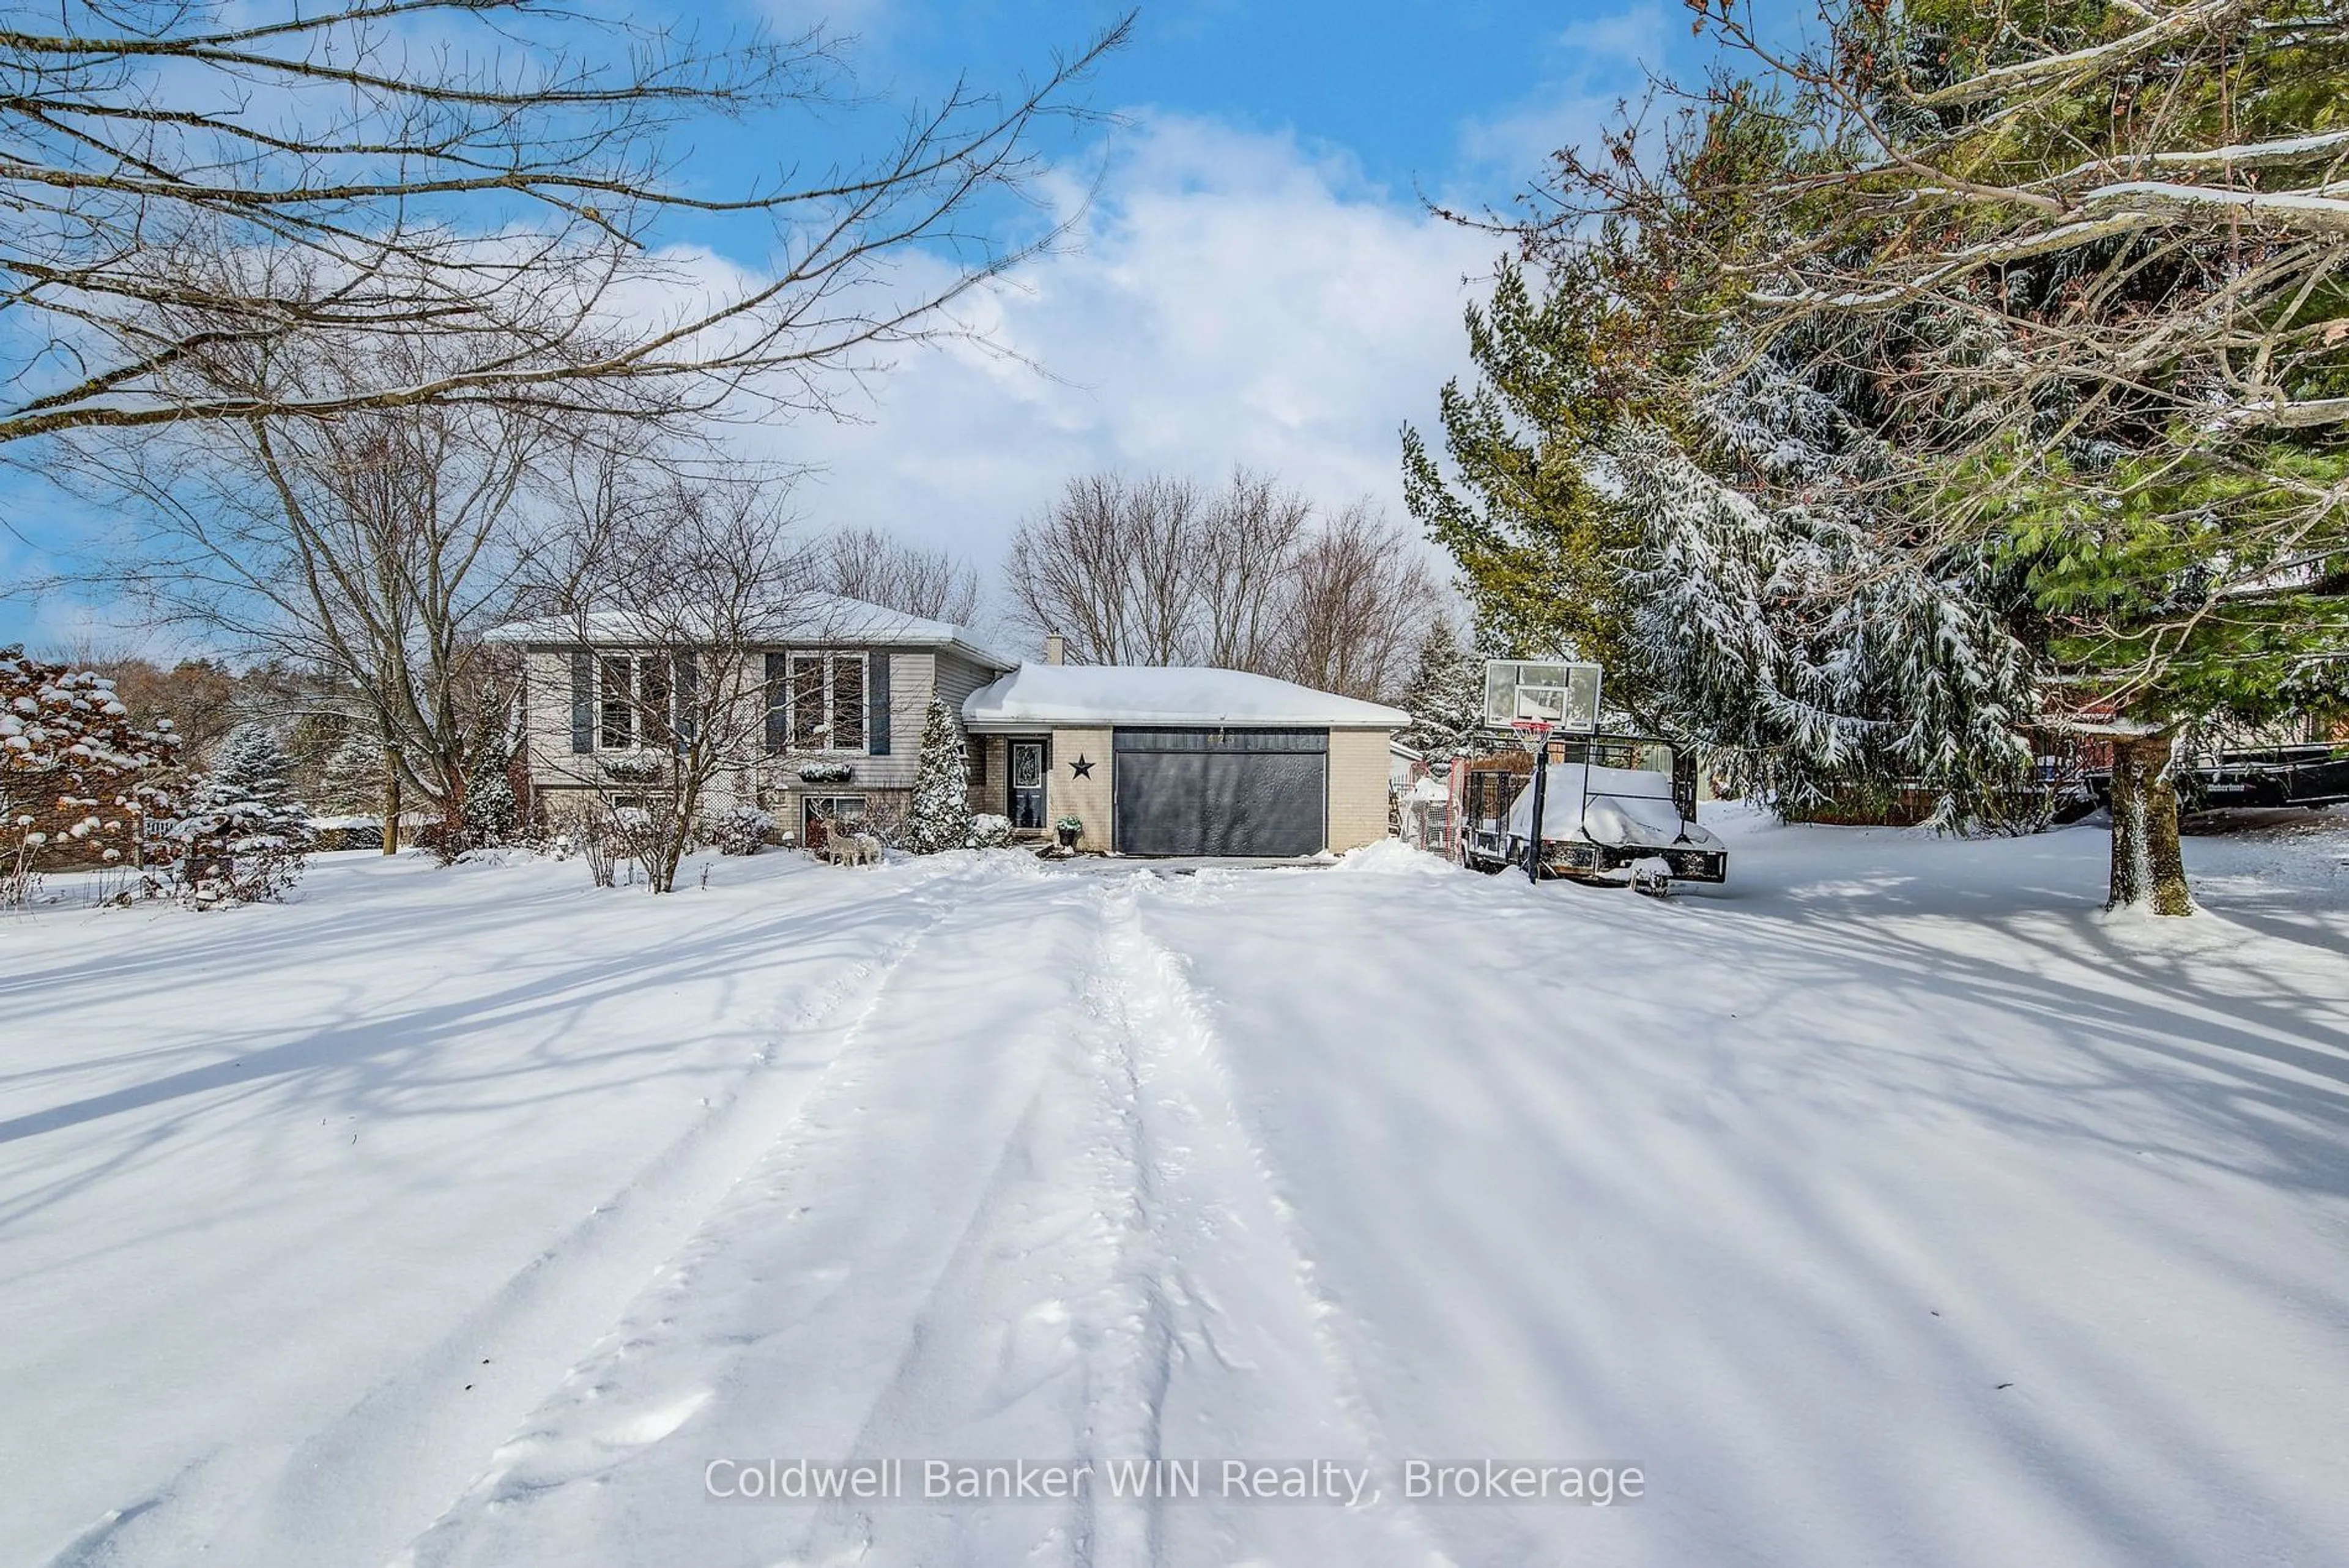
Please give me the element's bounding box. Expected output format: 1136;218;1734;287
1454;737;1727;885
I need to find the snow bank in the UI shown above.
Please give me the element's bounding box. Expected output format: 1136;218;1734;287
1329;838;1457;876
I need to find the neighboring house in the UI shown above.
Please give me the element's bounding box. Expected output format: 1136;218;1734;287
961;660;1405;856
491;596;1015;847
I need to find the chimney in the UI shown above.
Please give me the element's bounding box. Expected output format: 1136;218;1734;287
1044;633;1065;666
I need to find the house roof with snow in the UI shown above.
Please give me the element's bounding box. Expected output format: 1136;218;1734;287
483;593;1017;671
961;664;1408;732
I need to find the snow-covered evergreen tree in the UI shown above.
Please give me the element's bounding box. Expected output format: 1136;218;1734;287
170;722;314;904
907;696;971;853
462;735;518;847
1397;620;1493;764
316;730;381;816
1610;378;2035;812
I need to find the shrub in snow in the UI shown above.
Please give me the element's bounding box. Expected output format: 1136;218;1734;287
907;696;972;853
546;795;633;886
1;644;177;903
711;805;774;856
967;812;1013;849
308;817;384;852
167;723;314;906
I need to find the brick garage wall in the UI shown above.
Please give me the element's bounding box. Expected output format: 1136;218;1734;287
969;734;1003;819
1326;728;1395;852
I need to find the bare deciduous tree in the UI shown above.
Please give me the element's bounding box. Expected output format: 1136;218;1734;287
1003;469;1436;697
0;2;1130;450
820;526;982;624
560;479;811;894
1196;470;1313;671
81;329;587;849
1278;503;1442;700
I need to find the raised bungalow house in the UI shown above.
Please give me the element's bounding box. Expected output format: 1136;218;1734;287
495;595;1405;857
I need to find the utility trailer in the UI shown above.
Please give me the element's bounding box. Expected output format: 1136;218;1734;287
2180;743;2349;811
1454;737;1727;885
2084;741;2349;813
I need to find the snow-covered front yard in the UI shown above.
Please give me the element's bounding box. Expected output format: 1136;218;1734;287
4;813;2346;1567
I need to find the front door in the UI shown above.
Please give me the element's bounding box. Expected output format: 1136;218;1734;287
1009;740;1047;830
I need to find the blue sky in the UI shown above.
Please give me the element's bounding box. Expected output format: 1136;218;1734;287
1;0;1693;653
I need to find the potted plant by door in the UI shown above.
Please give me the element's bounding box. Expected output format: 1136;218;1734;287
1053;814;1083;852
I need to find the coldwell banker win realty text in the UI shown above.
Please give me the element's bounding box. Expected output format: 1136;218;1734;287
705;1458;1645;1507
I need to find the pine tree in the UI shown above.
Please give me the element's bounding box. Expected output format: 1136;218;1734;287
1398;620;1493;764
171;722;313;903
907;696;971;853
1611;399;2034;813
316;731;382;816
462;735;518;847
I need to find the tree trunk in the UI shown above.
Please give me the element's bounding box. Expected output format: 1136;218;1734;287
650;776;697;894
382;746;402;855
2107;730;2192;915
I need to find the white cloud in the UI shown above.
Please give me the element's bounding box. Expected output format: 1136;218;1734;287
729;113;1496;637
1455;2;1666;176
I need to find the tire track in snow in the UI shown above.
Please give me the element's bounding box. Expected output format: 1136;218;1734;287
176;856;993;1568
1080;876;1458;1568
771;874;1453;1567
392;866;1455;1568
394;869;1115;1568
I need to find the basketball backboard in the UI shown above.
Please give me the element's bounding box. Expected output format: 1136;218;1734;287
1483;659;1602;734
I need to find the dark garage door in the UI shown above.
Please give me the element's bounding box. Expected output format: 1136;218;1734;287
1113;727;1327;856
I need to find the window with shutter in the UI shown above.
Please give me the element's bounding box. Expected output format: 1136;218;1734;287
599;656;634;749
831;655;866;751
639;656;672;749
765;653;789;754
790;656;825;748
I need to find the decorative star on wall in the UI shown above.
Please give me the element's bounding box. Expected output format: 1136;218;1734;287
1069;755;1095;779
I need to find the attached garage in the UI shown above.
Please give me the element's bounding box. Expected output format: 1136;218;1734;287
1112;727;1327;857
962;664;1404;857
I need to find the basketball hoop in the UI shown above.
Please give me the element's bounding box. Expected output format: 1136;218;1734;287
1483;659;1602;737
1482;658;1603;885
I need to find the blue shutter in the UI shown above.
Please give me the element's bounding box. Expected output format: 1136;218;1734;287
674;653;698;751
867;654;891;756
764;653;789;754
568;651;592;754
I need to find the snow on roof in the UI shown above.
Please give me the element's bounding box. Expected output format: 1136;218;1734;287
484;594;1016;669
962;664;1407;730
